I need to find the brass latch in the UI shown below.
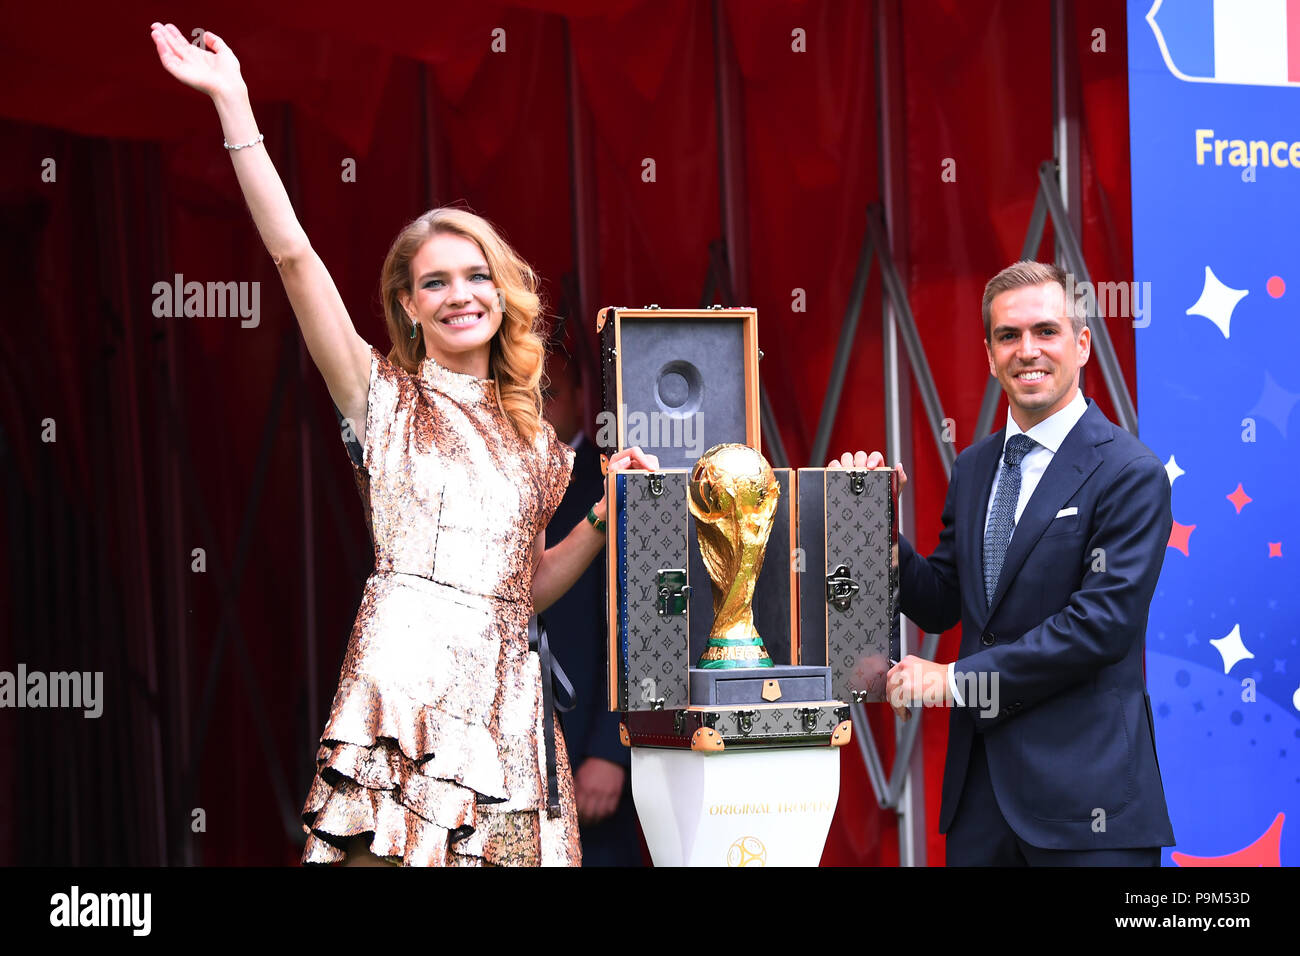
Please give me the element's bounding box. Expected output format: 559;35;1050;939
735;710;758;736
656;569;691;616
794;707;820;734
826;564;860;613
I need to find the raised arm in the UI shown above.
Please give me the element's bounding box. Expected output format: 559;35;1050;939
149;22;370;435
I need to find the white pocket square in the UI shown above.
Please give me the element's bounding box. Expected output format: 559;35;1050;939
1054;507;1078;519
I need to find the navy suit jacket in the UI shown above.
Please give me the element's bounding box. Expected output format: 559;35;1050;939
898;400;1176;850
540;436;629;771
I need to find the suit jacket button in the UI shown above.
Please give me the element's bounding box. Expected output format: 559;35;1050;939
981;632;995;646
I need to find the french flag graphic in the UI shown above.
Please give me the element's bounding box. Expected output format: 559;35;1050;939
1146;0;1300;86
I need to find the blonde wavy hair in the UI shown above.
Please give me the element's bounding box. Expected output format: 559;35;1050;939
380;208;547;442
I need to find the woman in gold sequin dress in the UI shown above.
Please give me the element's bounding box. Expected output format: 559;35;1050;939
150;22;656;866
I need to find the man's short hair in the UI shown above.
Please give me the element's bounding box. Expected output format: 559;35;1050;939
981;260;1087;340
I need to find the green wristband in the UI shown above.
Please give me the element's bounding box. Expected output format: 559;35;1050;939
586;505;607;533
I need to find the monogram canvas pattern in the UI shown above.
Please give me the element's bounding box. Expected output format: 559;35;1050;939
688;706;838;742
618;472;691;711
825;471;894;703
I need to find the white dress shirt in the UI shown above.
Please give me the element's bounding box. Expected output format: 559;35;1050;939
948;389;1088;706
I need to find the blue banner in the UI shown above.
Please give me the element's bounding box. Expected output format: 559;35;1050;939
1128;0;1299;866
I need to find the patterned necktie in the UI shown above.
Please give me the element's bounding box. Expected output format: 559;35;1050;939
983;433;1038;608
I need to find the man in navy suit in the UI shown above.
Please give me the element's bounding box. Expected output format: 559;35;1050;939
541;349;643;867
838;261;1175;865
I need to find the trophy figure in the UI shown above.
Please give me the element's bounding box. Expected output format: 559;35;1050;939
688;443;781;669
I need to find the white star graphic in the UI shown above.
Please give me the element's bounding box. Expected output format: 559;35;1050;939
1209;623;1254;674
1186;266;1248;339
1164;454;1185;487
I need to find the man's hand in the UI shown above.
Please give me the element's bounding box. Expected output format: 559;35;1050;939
826;449;908;489
575;757;626;825
885;654;952;721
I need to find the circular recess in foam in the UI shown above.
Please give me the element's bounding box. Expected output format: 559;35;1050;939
655;359;704;417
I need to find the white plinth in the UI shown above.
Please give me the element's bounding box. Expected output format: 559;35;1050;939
630;745;840;866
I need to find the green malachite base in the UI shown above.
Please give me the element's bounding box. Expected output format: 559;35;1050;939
695;636;774;669
697;656;775;669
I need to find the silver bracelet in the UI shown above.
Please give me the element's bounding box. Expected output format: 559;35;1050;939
223;132;264;151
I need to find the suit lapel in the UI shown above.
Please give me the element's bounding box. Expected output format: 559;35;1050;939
985;402;1108;619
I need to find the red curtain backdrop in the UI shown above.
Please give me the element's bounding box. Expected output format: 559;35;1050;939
0;0;1134;865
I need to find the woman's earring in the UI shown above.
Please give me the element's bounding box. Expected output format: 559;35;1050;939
408;314;419;340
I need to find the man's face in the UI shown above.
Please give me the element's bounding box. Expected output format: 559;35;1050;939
985;281;1091;430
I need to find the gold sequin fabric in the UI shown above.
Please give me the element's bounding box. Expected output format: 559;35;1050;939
300;346;579;866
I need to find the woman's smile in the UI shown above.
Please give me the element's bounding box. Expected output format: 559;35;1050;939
441;309;485;328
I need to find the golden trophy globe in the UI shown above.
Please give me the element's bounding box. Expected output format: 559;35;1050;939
688;443;781;669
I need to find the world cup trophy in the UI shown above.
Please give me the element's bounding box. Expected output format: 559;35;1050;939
688;443;781;669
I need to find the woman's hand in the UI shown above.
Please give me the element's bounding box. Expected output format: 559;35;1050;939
149;22;245;98
592;446;659;521
534;445;659;613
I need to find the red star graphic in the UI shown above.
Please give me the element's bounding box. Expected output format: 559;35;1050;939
1269;541;1283;558
1227;483;1253;513
1171;812;1284;867
1168;520;1195;556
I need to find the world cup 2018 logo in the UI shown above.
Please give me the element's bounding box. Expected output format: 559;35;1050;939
726;835;767;867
